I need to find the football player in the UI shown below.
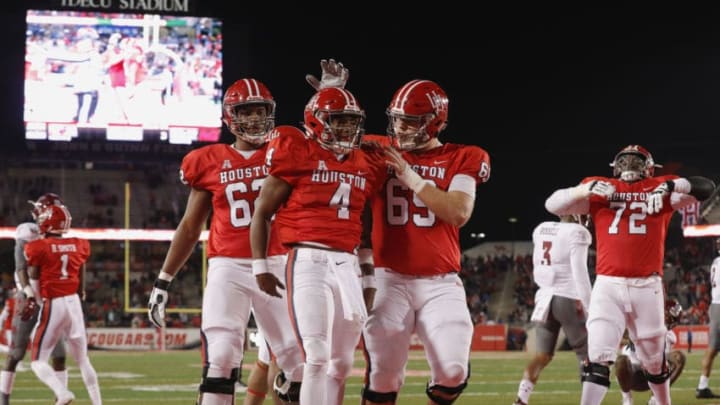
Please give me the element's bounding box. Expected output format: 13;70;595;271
615;298;686;405
26;201;102;405
513;214;593;405
360;80;491;405
696;237;720;399
148;62;347;405
545;144;715;405
250;86;386;405
147;78;302;405
0;193;68;405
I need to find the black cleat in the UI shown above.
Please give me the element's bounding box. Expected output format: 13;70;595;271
696;387;720;399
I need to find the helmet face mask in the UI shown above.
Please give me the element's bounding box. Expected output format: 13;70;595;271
318;111;364;154
304;88;365;155
609;145;661;182
222;79;275;146
387;113;432;151
228;102;274;145
387;80;448;151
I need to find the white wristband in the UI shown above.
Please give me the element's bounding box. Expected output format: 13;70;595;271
358;248;374;266
252;259;270;276
362;274;377;289
158;271;174;282
23;285;34;299
397;167;428;194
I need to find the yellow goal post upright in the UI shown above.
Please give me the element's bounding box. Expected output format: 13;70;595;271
122;181;207;317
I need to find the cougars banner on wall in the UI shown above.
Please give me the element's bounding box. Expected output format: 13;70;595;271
87;328;201;350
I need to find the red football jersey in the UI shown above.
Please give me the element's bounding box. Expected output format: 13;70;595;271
25;237;90;299
267;130;387;253
583;175;679;277
180;129;292;258
365;135;491;276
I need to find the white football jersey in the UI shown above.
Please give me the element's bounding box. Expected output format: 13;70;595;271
15;222;40;242
532;221;592;299
14;222;41;289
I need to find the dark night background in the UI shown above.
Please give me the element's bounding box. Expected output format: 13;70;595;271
2;4;720;249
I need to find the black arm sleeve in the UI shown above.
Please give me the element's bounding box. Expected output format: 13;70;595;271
688;176;716;201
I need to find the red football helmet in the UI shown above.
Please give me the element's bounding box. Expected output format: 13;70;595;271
609;145;662;182
36;203;72;235
303;87;365;154
222;79;276;146
386;80;448;151
28;193;63;221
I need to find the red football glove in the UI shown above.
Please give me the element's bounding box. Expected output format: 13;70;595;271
20;297;39;321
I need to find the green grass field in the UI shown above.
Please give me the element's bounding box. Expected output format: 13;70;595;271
3;349;718;404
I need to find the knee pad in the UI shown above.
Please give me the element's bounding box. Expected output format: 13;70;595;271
273;371;301;403
581;362;611;387
361;387;398;404
302;337;329;366
425;381;467;405
644;366;670;385
198;366;239;395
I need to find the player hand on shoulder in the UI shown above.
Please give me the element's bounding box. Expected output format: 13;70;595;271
255;273;285;298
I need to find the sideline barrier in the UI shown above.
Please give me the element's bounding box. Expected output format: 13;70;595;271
672;325;708;351
471;324;507;351
87;327;201;350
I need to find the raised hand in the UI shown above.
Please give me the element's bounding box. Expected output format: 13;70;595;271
305;59;349;90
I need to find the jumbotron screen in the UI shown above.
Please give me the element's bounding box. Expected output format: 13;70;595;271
24;9;223;145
